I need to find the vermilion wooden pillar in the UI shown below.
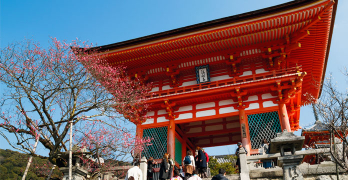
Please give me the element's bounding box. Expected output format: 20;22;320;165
168;119;175;160
279;103;291;132
136;124;143;139
135;124;143;157
239;108;251;155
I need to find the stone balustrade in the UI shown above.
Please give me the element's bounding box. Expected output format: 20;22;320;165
238;147;346;179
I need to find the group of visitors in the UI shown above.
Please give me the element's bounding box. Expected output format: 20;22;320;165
181;147;209;180
126;140;271;180
144;147;209;180
170;168;229;180
126;159;228;180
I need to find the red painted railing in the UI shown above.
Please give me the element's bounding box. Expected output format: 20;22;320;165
146;66;302;99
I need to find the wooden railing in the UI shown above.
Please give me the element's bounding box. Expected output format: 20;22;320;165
147;66;302;100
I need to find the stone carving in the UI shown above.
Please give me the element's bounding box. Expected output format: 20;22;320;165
289;166;300;179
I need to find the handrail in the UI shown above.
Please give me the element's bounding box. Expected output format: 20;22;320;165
246;148;330;161
146;66;302;100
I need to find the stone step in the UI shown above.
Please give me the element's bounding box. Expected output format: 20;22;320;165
226;174;240;180
202;174;240;180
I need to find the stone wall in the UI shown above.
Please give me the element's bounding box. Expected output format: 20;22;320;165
248;175;348;180
199;161;347;180
248;161;346;179
201;174;348;180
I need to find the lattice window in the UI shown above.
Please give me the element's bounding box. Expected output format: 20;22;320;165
247;111;282;149
175;137;182;164
142;127;168;159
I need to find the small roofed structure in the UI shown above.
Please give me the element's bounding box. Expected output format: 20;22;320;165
302;120;330;149
301;120;333;164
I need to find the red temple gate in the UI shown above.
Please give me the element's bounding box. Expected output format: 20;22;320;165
92;0;337;164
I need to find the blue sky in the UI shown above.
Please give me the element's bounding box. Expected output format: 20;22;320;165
1;0;348;156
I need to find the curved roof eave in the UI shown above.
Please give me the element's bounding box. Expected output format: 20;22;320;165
90;0;337;99
92;0;319;52
318;0;338;98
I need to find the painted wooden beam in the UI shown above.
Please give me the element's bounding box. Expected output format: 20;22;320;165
186;127;240;137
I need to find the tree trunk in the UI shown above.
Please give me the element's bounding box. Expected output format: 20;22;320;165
69;121;73;180
22;134;40;180
46;165;56;180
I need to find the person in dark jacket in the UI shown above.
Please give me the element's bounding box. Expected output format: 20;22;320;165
194;150;199;171
159;153;169;180
147;157;157;180
197;147;207;178
211;169;228;180
202;149;209;178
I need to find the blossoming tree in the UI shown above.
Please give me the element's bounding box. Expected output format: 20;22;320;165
0;38;151;170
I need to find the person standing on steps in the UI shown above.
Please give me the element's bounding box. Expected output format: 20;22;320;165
159;153;170;180
194;150;200;172
197;147;207;178
202;149;209;178
183;150;195;180
125;159;142;180
147;157;157;180
168;154;175;179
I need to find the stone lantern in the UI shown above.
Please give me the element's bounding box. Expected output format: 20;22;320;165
270;130;305;180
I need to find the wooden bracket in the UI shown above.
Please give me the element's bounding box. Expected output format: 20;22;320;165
271;71;306;105
134;73;149;84
226;54;242;76
162;100;176;120
165;67;181;87
230;88;248;108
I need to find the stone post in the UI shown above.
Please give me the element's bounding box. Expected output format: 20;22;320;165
103;172;116;180
140;156;147;180
278;155;304;180
60;166;88;180
239;147;250;180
